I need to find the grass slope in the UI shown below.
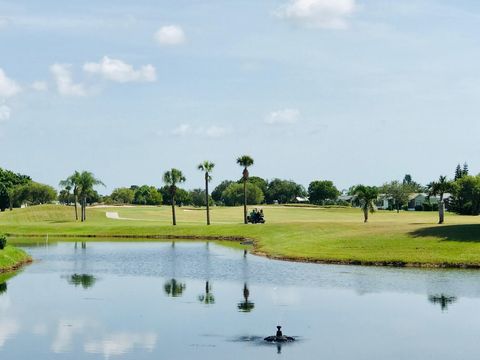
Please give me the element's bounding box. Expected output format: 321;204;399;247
0;246;32;273
2;204;480;267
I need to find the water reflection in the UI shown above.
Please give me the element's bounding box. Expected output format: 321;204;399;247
0;282;6;295
74;242;87;250
198;281;215;305
164;278;186;297
237;283;255;312
66;274;97;289
428;294;457;311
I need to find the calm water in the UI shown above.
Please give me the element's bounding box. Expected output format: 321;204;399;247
1;241;480;359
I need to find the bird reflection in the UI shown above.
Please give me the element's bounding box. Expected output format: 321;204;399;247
164;278;186;297
67;274;97;289
0;282;6;295
198;281;215;305
237;283;255;312
428;294;457;311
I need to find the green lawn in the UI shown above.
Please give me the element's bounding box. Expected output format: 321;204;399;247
0;246;32;273
2;204;480;267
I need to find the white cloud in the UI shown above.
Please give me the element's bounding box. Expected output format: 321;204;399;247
265;108;301;125
83;56;156;83
84;332;157;359
0;69;21;97
0;319;20;348
205;125;229;138
277;0;356;29
171;124;191;136
171;124;230;138
0;105;11;122
31;81;48;91
50;64;87;96
0;17;9;29
154;25;186;45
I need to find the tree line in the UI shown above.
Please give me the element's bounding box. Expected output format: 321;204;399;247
2;160;480;225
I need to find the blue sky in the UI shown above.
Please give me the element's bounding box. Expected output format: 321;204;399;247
1;0;479;193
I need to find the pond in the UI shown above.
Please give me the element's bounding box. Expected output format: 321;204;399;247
1;240;480;359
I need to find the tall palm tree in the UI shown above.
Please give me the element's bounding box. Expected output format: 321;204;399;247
163;168;186;226
353;185;379;223
60;171;81;221
427;175;451;224
236;155;254;224
197;161;215;225
77;171;104;222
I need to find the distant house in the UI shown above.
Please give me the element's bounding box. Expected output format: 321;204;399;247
407;193;452;210
295;196;309;203
376;194;393;210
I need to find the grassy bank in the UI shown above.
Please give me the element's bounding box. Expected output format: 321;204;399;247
0;246;32;273
2;204;480;268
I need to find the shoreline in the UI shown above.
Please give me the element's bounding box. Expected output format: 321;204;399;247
0;247;33;274
7;232;480;270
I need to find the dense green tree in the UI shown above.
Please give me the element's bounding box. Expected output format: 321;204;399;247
7;182;56;207
0;168;30;211
159;186;191;206
58;188;75;205
211;180;234;203
308;180;340;205
238;176;267;196
427;175;453;223
190;188;213;207
352;185;379;222
198;161;215;225
236;155;254;224
265;179;306;204
454;163;469;181
402;174;424;192
109;187;135;204
449;175;480;216
132;185;162;205
163;169;186;225
380;180;409;212
221;182;264;206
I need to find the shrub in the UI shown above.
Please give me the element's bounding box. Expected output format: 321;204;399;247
415;204;424;211
0;235;7;250
423;202;433;211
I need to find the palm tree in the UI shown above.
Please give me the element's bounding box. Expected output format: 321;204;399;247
60;171;81;220
163;168;186;226
236;155;254;224
77;171;104;222
353;185;379;223
197;161;215;225
427;175;451;224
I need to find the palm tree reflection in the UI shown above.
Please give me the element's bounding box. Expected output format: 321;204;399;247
198;281;215;305
164;278;186;297
237;283;254;312
67;274;97;289
0;282;6;295
428;294;457;311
